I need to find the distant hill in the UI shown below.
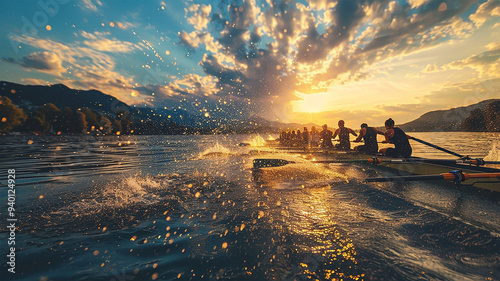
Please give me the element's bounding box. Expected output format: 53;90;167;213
0;81;288;134
0;81;321;134
0;81;130;114
0;81;199;134
399;99;500;132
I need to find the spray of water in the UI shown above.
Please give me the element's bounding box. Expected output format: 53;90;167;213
484;142;500;162
247;135;268;147
199;142;235;158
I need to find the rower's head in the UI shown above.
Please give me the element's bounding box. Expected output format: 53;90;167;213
384;118;395;129
360;123;368;129
322;124;328;130
338;120;345;128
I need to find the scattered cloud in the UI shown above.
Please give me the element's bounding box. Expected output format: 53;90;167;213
419;78;500;109
79;0;103;12
445;45;500;78
186;4;212;31
81;31;139;53
8;34;149;105
422;64;440;73
469;0;500;27
4;51;66;76
20;78;50;85
408;0;433;9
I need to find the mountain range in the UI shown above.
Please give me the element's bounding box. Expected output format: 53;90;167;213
399;99;499;132
1;81;498;133
0;81;289;133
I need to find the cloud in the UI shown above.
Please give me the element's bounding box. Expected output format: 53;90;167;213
408;0;433;9
81;31;139;53
445;45;500;78
79;0;103;12
20;78;50;85
419;78;500;109
186;4;212;31
290;109;390;128
21;52;64;72
83;37;137;53
376;103;434;115
4;51;66;76
8;34;149;106
469;0;500;28
162;73;218;98
110;21;133;30
296;0;367;63
422;64;440;73
362;1;476;53
168;0;500;121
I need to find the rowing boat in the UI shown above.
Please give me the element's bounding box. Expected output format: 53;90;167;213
253;147;500;193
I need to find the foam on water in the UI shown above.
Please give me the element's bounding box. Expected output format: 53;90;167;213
199;142;236;157
27;173;216;235
247;134;268;146
57;175;169;214
484;142;500;162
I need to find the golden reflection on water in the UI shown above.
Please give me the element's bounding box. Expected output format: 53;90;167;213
267;183;365;280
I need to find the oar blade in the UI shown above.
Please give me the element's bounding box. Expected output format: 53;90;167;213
253;158;294;168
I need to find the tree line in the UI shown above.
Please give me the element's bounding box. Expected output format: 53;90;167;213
0;96;133;135
460;100;500;132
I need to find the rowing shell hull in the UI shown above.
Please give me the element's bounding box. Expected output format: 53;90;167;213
306;150;500;192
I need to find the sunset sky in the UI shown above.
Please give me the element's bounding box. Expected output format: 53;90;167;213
1;0;499;127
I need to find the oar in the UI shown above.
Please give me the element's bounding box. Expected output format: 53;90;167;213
313;158;500;166
366;171;500;184
253;157;500;168
410;136;464;158
253;158;295;168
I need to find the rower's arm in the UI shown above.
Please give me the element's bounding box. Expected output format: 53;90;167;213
382;129;394;143
332;129;339;139
354;128;364;142
349;128;358;137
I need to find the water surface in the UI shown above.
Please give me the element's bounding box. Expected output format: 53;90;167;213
0;132;499;281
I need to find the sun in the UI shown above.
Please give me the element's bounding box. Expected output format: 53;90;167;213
291;91;331;113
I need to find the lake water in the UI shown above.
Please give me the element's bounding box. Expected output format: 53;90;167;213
0;132;499;281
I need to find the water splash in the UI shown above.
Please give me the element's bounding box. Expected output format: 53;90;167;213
484;142;500;161
56;175;176;214
199;142;235;157
252;159;346;189
21;172;237;235
246;135;268;147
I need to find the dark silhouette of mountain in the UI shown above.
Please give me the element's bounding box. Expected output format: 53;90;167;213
0;81;285;134
0;81;130;114
0;81;200;134
399;99;500;132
